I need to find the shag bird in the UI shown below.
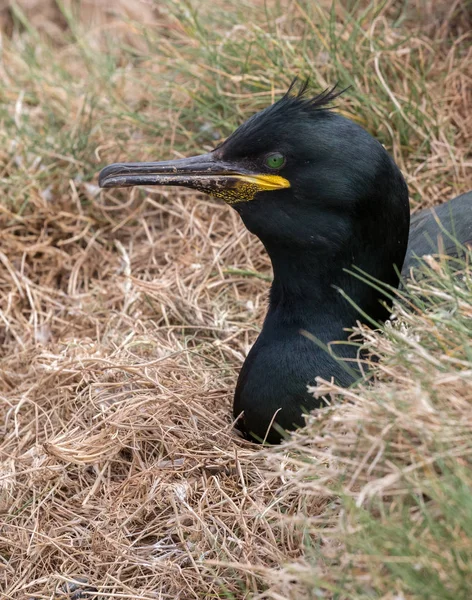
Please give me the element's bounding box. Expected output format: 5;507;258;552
99;83;472;444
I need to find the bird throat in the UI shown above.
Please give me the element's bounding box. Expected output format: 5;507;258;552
265;240;399;334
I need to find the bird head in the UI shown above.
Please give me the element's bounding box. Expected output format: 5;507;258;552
99;81;409;295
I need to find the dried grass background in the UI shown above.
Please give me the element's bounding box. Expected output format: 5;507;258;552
0;0;471;598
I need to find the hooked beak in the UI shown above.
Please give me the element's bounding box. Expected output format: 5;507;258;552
98;152;290;205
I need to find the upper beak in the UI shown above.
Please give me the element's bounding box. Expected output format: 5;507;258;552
98;152;290;204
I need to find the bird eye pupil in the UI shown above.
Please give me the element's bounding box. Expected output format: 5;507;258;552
265;153;285;169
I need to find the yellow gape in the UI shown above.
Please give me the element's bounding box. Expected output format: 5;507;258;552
194;174;290;205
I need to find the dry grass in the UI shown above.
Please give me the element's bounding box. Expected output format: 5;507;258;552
0;1;471;598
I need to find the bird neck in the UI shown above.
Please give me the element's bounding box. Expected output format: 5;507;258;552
264;242;398;336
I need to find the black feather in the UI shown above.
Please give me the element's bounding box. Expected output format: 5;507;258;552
283;77;350;111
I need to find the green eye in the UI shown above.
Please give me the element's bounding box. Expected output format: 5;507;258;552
265;152;285;170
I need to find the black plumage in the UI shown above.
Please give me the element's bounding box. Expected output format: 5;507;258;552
404;191;472;274
99;83;472;443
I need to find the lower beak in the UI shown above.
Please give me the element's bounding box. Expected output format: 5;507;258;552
98;152;290;204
